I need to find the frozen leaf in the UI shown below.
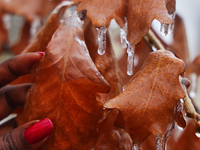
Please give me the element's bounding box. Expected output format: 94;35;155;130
105;50;186;143
16;11;110;149
0;0;64;21
83;17;98;62
95;31;122;102
127;0;173;45
167;120;200;150
11;11;61;85
170;15;190;66
187;55;200;76
95;109;133;150
22;12;60;53
76;0;127;28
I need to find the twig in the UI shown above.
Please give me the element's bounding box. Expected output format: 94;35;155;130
179;76;200;133
143;29;165;51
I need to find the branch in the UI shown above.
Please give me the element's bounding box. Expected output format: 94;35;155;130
143;29;165;50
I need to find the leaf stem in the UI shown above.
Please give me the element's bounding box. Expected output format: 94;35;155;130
143;29;165;51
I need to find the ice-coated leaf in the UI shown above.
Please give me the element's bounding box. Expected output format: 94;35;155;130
76;0;127;28
127;0;173;45
95;31;122;102
170;15;190;66
105;50;186;143
95;109;133;150
16;11;110;149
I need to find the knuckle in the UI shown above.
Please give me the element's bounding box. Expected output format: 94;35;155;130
1;131;20;150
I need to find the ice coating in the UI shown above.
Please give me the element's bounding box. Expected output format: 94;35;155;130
97;26;107;55
132;143;141;150
127;42;135;76
2;14;11;29
120;18;128;49
156;136;166;150
52;1;73;14
75;37;90;59
64;11;83;30
160;12;176;37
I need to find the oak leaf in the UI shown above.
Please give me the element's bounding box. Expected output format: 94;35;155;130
127;0;173;45
16;11;110;149
95;31;122;102
76;0;127;28
105;50;186;143
95;109;133;150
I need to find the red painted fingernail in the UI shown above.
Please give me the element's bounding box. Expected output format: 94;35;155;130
23;118;53;145
36;52;45;57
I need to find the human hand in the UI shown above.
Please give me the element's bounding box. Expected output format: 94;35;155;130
0;52;53;150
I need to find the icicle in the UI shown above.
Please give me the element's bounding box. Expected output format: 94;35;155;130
168;12;176;34
30;17;41;37
160;23;169;37
120;18;128;49
160;12;176;36
97;26;107;55
195;132;200;138
132;143;141;150
156;136;166;150
127;42;135;76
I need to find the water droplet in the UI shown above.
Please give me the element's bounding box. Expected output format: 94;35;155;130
97;26;107;55
177;125;184;131
30;17;41;37
127;42;135;76
152;45;157;52
120;18;128;49
156;136;166;150
195;132;200;138
132;143;141;150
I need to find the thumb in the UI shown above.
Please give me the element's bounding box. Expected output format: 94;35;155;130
0;118;53;150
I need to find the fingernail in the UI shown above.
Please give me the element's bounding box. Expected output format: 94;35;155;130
23;118;53;145
36;52;45;57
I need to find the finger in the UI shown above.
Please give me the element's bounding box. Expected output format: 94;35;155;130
0;118;17;136
0;52;44;88
0;118;53;150
0;83;33;120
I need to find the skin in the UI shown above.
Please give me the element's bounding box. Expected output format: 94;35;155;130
0;53;50;150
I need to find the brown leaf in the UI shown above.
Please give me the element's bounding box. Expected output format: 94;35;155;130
167;119;200;150
76;0;127;28
187;54;200;76
10;11;61;85
0;0;63;21
117;38;152;86
127;0;173;45
95;109;133;150
10;21;31;55
83;17;98;62
95;31;122;102
16;11;110;149
105;50;186;143
170;15;190;66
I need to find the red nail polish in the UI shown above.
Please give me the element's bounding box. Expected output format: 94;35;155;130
36;52;45;57
23;118;53;145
